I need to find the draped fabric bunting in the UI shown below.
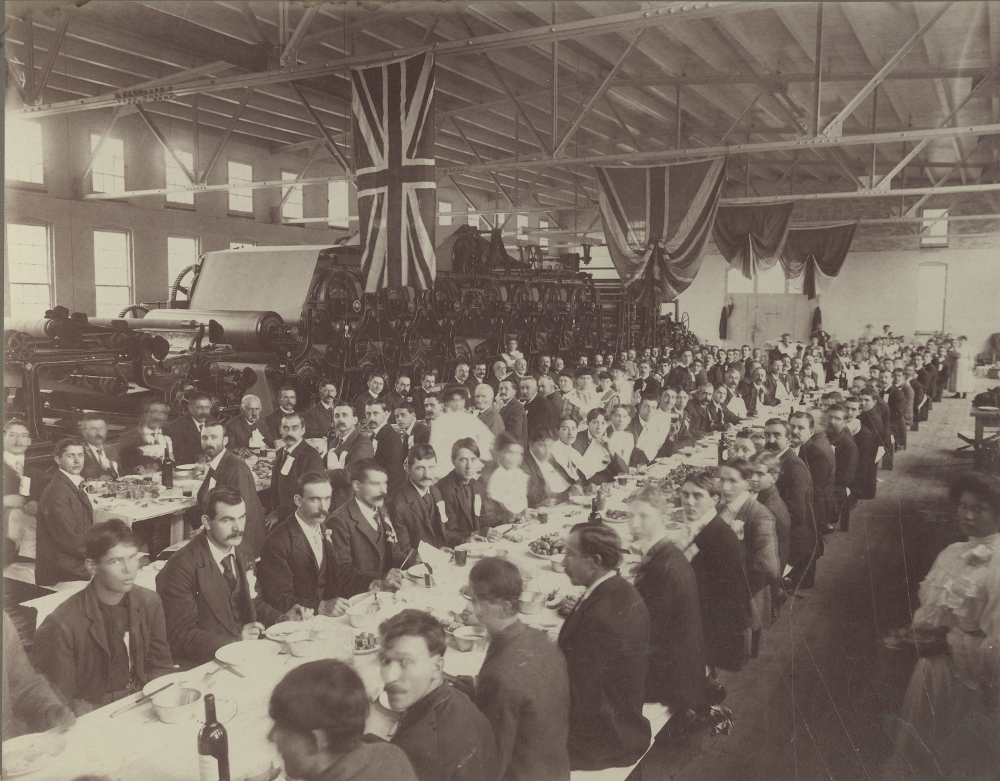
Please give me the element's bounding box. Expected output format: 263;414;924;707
712;202;796;280
595;157;726;307
352;52;436;293
780;222;858;299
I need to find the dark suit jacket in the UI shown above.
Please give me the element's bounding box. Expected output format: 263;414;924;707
264;408;295;445
435;470;483;546
224;416;270;451
633;375;662;399
80;445;119;480
385;481;446;552
798;433;834;535
756;486;791;574
777;449;816;567
115;427;172;475
268;440;325;520
633;539;707;713
572;431;614;484
523;393;558;436
828;429;859;490
684;400;712;438
665;367;696;393
400;421;431;452
557;574;651;771
476;621;571;781
33;582;174;713
498;398;528;445
477;407;505;438
372;424;406;494
851;425;878;500
691;516;752;672
522;451;576;507
706;402;741;430
886;384;908;436
197;450;266;560
326;428;376;507
155;531;280;666
325;498;405;590
164;414;203;466
257;514;368;612
353;391;383;421
302;403;336;440
36;470;93;586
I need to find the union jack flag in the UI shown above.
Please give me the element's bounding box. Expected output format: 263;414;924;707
351;52;437;293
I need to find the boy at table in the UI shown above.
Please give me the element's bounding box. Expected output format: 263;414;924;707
33;519;175;715
435;438;486;546
380;610;498;781
36;438;93;586
156;486;301;668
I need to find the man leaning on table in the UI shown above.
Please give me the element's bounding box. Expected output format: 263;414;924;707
34;519;174;715
156;486;303;668
258;472;369;619
379;609;499;781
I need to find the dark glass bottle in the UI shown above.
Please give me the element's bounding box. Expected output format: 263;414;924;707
588;496;603;525
161;446;174;490
198;694;230;781
717;431;730;465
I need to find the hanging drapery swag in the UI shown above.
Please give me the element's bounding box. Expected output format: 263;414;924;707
352;52;437;292
712;202;796;280
595;157;726;307
780;222;858;299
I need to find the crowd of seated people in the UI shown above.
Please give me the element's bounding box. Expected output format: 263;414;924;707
3;324;985;781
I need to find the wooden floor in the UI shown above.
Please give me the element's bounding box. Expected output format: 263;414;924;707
637;385;992;781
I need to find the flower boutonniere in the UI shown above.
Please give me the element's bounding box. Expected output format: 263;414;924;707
383;515;398;544
960;543;992;567
322;528;333;545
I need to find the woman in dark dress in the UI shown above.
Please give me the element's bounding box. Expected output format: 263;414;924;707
679;472;752;673
629;485;711;734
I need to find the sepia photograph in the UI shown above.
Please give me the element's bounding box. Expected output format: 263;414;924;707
3;2;999;780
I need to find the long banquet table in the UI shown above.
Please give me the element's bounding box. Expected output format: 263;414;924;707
13;401;808;781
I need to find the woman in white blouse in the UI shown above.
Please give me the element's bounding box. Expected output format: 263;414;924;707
889;472;1000;759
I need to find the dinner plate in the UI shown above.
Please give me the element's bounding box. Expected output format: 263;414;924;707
455;543;495;558
2;732;67;778
265;621;303;642
354;642;381;656
978;405;999;411
404;563;431;581
527;549;558;561
216;639;280;667
568;494;592;506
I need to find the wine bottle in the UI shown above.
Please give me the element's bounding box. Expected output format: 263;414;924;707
588;496;603;525
161;445;174;490
717;431;730;465
198;694;230;781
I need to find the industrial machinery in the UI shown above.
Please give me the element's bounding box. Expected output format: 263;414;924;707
4;227;667;442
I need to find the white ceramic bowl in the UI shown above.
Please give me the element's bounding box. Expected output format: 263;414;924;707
452;626;489;652
347;604;381;629
520;591;546;615
152;687;201;724
285;631;319;657
551;558;567;573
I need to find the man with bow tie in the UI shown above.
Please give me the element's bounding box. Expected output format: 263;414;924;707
164;392;214;465
3;419;42;562
258;473;368;618
393;402;430;455
36;439;94;586
266;413;324;528
196;421;267;560
385;444;448;552
366;399;405;494
224;394;270;451
326;460;408;591
116;400;174;475
78;413;119;480
302;379;339;441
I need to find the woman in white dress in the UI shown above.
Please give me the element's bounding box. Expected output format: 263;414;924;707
889;472;1000;761
951;335;976;399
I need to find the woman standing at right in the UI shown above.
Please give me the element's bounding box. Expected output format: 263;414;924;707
891;472;1000;760
951;335;976;399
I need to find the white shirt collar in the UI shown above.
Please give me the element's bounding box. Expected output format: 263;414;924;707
208;449;226;471
725;491;751;514
580;570;616;605
3;451;24;470
687;504;717;538
295;512;324;541
59;469;83;488
410;480;429;498
142;425;163;440
205;533;235;572
355;499;381;531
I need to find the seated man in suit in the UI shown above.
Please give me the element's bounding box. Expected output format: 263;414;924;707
429;385;495;475
523;427;578;506
36;438;94;586
411;369;439;421
353;372;385;420
34;519;174;715
326;403;376;507
196;420;267;560
521;375;558;436
383;374;413;418
78;412;119;479
665;349;698;394
224;394;270;451
266;385;300;447
488;359;512;394
266;412;325;526
380;610;498;781
366;399;406;494
721;368;748;418
606;404;641;471
573;409;614;484
385;443;448;551
157;486;298;667
257;472;368;618
302;378;339;441
707;385;743;431
474;384;506;439
684;383;716;439
394;402;430;453
497;377;528;446
3;419;43;562
436;438;485;546
164;391;214;466
116;400;174;475
452;359;479;395
326;460;407;592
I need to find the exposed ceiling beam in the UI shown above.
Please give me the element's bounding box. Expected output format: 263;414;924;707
29;8;72;105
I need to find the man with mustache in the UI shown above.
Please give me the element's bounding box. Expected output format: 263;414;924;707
164;392;215;466
157;486;300;667
266;385;300;447
303;379;339;441
196;420;267;559
78;412;119;479
115;399;174;475
326;403;375;507
224;394;270;451
266;412;325;527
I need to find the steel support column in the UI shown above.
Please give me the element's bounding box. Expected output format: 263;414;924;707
200;88;255;183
